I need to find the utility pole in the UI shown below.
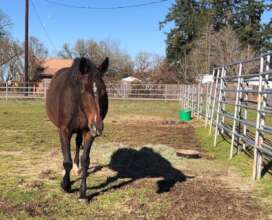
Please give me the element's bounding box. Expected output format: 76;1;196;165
24;0;29;95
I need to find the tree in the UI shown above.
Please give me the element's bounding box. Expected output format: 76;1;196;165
58;39;134;81
0;10;11;38
150;55;177;83
0;36;47;82
0;39;23;81
161;0;271;82
74;39;88;57
58;43;75;58
232;0;267;51
160;0;212;81
187;27;255;79
96;39;134;79
134;52;152;74
208;0;238;31
0;12;47;82
0;12;23;81
262;19;272;51
28;36;48;81
160;0;210;66
0;11;14;66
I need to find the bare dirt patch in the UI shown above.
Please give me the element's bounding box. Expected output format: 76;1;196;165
100;121;265;219
120;176;263;220
103;120;200;151
103;120;215;162
159;178;263;220
0;199;49;217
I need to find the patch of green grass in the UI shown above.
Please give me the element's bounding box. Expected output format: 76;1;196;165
196;124;272;194
107;99;180;119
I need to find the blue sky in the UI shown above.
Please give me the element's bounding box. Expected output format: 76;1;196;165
0;0;271;58
0;0;175;58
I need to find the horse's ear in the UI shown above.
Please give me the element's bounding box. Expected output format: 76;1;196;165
99;57;109;76
79;57;88;74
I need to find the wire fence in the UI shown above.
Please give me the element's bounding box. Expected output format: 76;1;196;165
0;82;185;101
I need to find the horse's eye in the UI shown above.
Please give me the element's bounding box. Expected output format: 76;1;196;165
93;82;97;94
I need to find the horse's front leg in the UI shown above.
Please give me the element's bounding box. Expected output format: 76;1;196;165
59;127;72;193
73;131;82;176
79;132;94;202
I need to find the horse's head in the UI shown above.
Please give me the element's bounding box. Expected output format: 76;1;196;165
74;57;109;137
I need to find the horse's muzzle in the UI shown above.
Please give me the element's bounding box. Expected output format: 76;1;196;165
89;123;103;137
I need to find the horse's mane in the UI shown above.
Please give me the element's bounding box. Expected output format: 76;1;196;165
70;57;97;78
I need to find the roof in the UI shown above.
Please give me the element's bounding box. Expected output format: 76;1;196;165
41;59;73;76
121;76;141;82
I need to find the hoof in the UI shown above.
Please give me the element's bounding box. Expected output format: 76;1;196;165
61;182;71;193
78;198;88;204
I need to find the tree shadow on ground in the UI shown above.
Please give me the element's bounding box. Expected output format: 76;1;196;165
77;147;188;201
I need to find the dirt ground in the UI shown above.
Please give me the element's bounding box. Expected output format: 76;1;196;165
101;120;264;219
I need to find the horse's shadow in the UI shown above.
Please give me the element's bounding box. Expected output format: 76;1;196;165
72;147;188;201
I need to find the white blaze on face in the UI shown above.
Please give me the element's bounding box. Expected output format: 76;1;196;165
93;82;97;95
93;82;98;123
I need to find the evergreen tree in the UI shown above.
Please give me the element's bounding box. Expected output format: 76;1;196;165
160;0;209;80
232;0;266;51
161;0;271;81
262;19;272;51
208;0;237;31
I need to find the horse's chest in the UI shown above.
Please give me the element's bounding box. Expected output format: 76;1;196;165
75;109;88;129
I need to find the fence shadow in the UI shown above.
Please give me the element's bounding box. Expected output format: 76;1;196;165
77;147;187;201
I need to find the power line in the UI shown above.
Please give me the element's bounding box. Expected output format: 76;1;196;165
43;0;169;10
30;0;57;51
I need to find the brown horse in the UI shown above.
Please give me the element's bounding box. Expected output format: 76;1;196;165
46;57;109;202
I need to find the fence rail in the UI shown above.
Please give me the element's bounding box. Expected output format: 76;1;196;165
180;52;272;180
0;82;186;101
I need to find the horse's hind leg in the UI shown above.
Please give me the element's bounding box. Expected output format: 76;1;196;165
79;131;94;201
59;127;72;193
73;131;82;176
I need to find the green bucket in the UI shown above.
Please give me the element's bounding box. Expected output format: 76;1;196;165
179;108;192;122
